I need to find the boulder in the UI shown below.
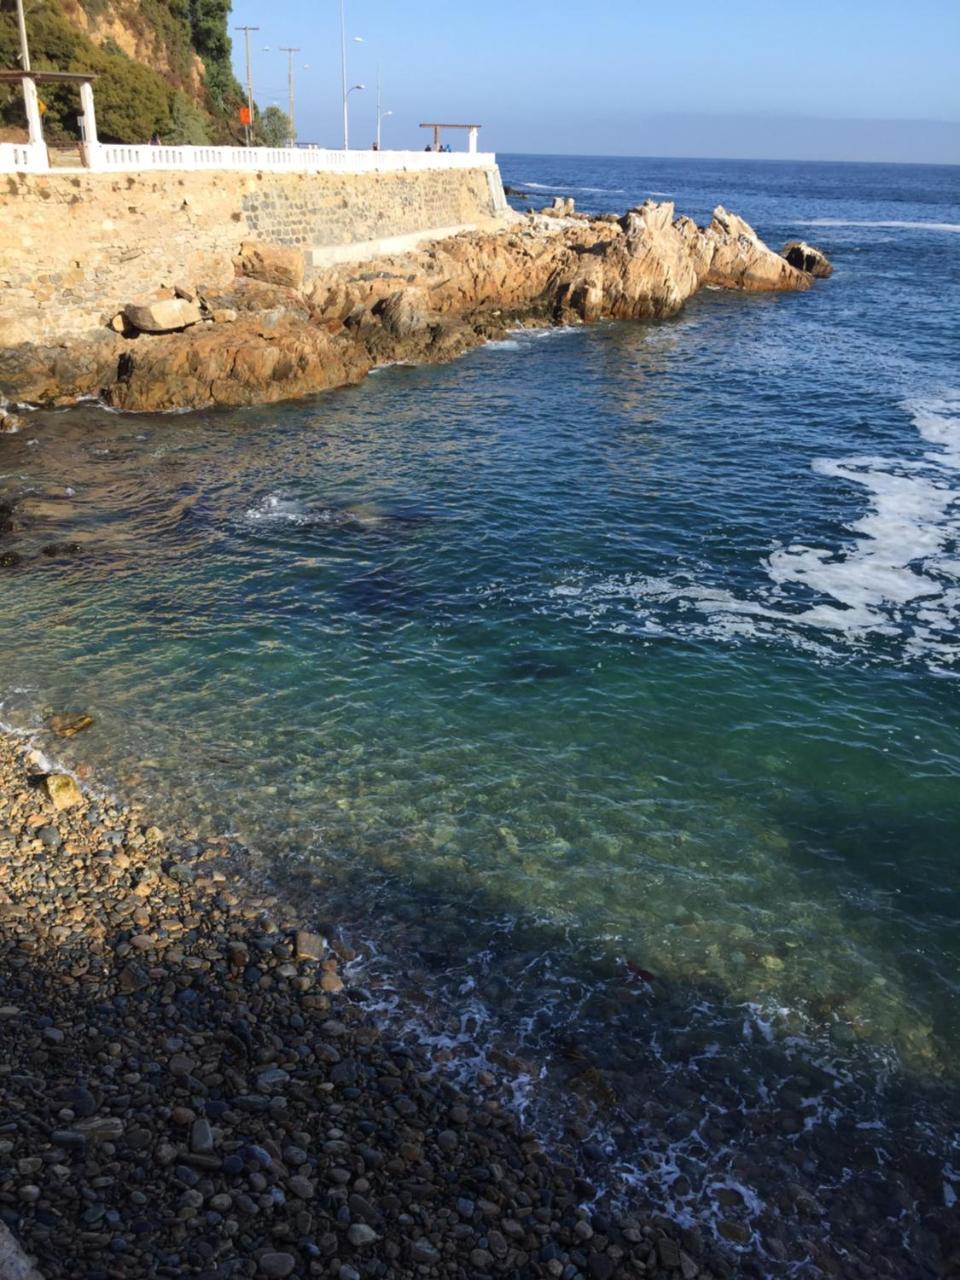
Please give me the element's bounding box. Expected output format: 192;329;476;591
782;240;833;277
46;773;82;810
0;412;21;433
0;1221;43;1280
123;297;202;334
237;240;305;290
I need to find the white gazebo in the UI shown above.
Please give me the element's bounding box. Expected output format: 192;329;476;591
0;68;99;170
419;122;482;154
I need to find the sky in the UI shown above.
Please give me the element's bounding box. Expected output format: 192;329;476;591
229;0;960;163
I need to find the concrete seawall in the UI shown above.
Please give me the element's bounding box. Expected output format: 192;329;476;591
0;165;508;345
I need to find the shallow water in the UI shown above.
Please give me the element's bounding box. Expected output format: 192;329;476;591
2;156;959;1273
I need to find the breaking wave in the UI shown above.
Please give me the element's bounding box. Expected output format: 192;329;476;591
795;219;960;234
546;395;960;671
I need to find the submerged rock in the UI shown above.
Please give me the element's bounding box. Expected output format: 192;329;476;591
48;712;94;739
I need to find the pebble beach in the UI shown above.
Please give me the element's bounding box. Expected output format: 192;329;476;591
0;729;708;1280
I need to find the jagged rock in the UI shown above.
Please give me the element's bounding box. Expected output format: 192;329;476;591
782;240;833;277
237;240;305;290
124;297;202;333
211;308;238;323
105;313;372;412
0;412;21;432
700;207;812;291
376;289;429;338
1;203;822;412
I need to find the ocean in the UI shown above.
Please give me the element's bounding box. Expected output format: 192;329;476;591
2;154;959;1276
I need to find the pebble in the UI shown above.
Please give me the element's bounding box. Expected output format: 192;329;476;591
258;1253;296;1278
0;729;708;1280
348;1223;379;1246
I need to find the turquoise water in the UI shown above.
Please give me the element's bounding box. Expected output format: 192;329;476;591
2;157;959;1273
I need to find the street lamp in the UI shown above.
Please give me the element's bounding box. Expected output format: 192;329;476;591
377;108;392;151
339;1;367;149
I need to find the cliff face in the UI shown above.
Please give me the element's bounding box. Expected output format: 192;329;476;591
0;0;242;144
59;0;207;98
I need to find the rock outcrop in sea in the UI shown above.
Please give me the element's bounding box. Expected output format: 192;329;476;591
0;203;828;414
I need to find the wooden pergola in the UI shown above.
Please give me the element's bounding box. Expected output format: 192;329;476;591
0;68;100;152
419;122;481;153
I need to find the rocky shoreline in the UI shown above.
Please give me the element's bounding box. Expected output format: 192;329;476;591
0;203;829;415
0;727;722;1280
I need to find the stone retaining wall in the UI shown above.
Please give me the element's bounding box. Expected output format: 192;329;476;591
0;166;505;345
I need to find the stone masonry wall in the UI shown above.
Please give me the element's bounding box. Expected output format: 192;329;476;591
0;166;502;346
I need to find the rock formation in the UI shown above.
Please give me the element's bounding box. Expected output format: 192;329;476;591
782;240;834;278
0;203;827;414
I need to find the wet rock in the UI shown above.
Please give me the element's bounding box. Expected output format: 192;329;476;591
47;712;94;739
294;930;325;961
45;773;82;809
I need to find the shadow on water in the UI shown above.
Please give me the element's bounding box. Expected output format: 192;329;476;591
268;844;960;1280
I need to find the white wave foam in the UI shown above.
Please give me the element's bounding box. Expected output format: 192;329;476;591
795;219;960;234
547;395;960;670
246;494;309;523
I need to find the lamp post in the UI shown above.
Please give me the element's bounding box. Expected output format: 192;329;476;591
375;66;392;150
338;2;366;149
344;83;365;148
376;108;392;151
279;46;301;143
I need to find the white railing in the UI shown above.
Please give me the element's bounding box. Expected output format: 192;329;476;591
0;141;48;173
82;144;496;175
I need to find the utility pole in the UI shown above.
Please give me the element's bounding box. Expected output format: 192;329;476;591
235;25;259;145
15;0;31;70
279;46;300;145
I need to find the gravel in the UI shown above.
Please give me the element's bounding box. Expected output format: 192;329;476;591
0;730;705;1278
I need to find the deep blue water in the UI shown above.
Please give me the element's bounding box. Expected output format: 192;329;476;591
2;156;959;1275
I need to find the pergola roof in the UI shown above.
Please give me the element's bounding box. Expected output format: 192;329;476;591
0;69;99;83
419;122;481;130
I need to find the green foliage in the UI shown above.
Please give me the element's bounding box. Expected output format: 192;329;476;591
168;88;209;144
256;104;292;148
187;0;242;112
0;0;242;143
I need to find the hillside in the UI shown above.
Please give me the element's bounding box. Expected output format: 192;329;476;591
0;0;244;143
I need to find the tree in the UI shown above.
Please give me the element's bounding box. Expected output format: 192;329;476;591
257;105;292;148
168;88;209;143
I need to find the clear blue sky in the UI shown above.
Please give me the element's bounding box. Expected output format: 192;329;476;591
229;0;960;162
